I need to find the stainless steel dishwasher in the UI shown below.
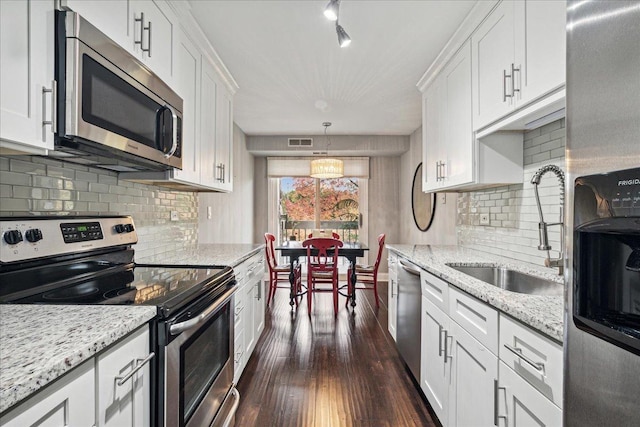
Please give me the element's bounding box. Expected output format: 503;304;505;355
396;258;422;382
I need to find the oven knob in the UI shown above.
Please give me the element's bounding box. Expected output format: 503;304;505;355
124;224;135;233
25;229;43;243
115;224;126;234
3;230;23;245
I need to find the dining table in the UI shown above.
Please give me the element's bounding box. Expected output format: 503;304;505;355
275;241;369;308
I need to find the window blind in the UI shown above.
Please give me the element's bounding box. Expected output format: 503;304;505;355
267;157;369;178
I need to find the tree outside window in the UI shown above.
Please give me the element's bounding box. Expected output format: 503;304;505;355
280;177;359;243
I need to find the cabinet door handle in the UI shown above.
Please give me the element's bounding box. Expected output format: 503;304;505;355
511;63;520;98
42;80;57;140
443;331;453;363
134;13;145;50
503;343;545;374
493;379;507;426
222;164;226;183
116;352;155;386
440;161;446;181
143;21;152;57
438;325;444;357
503;69;513;102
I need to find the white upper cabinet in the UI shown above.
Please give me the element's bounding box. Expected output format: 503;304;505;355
130;0;174;83
422;42;472;192
172;28;201;185
61;0;173;83
214;84;234;191
471;1;516;130
421;40;522;192
442;42;474;189
513;0;566;105
200;58;219;188
472;0;566;130
421;78;443;191
60;0;130;49
0;0;55;154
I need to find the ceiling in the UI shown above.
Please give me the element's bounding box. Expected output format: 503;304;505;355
188;1;476;136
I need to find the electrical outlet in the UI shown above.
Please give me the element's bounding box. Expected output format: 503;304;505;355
440;193;446;204
207;206;212;220
480;214;490;225
170;211;179;221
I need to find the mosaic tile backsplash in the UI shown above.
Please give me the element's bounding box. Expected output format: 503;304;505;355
457;119;566;267
0;155;198;260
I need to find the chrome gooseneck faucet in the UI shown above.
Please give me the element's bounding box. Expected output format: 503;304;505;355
531;165;565;275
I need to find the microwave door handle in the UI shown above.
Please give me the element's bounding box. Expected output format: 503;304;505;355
163;105;178;158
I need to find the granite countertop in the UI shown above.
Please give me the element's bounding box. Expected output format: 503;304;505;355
0;305;156;414
386;244;564;343
0;244;263;414
136;243;264;267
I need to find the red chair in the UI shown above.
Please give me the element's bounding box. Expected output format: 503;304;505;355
308;232;341;240
302;237;343;315
347;234;385;308
265;233;301;306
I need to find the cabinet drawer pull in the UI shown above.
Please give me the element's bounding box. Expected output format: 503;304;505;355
116;352;155;386
503;343;545;374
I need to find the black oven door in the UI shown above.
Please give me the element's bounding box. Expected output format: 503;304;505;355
165;286;236;427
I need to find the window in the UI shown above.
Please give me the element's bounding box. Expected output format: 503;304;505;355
279;177;360;243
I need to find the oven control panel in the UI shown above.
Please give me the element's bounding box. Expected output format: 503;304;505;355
60;222;103;243
0;216;138;264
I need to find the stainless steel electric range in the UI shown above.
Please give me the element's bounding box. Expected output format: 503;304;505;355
0;216;239;427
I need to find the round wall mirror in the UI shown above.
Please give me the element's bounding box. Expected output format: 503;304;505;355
412;163;436;232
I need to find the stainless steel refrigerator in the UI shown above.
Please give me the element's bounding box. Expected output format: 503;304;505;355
565;1;640;426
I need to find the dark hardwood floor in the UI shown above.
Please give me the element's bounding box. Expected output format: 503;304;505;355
235;280;439;426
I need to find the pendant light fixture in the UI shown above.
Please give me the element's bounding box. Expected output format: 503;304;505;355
310;122;344;179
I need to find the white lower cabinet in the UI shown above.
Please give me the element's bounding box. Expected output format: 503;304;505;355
0;326;151;427
388;252;398;340
498;361;562;427
419;268;562;427
233;252;266;383
420;296;450;425
96;326;152;427
448;321;498;427
421;287;497;427
0;360;95;426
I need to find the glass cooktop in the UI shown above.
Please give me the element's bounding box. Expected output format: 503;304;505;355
0;263;233;318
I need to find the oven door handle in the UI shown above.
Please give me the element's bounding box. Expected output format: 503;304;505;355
169;285;237;336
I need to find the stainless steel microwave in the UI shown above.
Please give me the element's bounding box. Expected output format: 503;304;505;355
53;11;182;172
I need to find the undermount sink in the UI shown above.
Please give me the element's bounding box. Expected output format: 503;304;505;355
446;264;563;296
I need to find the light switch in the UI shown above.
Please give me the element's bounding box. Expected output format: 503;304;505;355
207;206;212;219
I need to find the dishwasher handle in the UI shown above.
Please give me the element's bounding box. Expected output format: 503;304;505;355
399;259;421;276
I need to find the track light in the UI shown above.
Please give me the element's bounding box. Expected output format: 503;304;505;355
336;24;351;47
324;0;340;21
